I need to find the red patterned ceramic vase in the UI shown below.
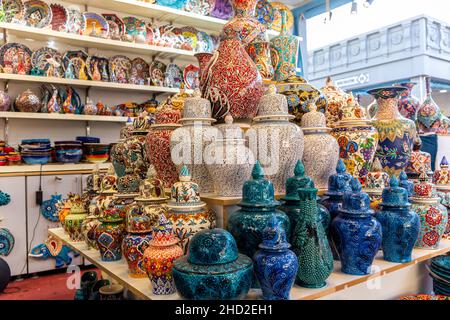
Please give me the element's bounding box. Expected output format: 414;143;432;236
194;52;213;88
395;82;420;122
201;0;266;120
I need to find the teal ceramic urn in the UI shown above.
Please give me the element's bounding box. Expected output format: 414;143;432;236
227;161;290;286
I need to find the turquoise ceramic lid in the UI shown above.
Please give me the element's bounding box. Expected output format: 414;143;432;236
341;178;373;215
283;160;315;201
380;176;411;207
325;159;352;197
259;216;291;251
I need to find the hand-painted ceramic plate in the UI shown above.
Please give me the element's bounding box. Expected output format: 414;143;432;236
129;57;149;86
184;0;211;15
62;50;89;80
271;2;294;33
400;294;450;301
255;0;274;27
183;64;200;90
109;55;131;84
164;63;183;88
86;55;109;82
83;12;109;38
181;26;198;51
0;42;32;74
196;31;214;53
122;16;146;42
102;13;124;40
50;3;67;32
2;0;24;23
31;47;63;77
66;6;85;34
149;60;166;87
158;0;187;10
24;0;52;28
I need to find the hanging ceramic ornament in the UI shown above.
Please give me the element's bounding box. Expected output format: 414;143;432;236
40;194;62;222
0;218;14;256
0;191;11;206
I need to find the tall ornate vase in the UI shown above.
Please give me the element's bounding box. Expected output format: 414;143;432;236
292;186;333;288
332;179;382;275
248;85;304;194
368;87;417;176
376;176;420;263
201;0;266;120
95;209;125;262
270;10;298;82
253;217;298;300
247;39;274;80
417;77;445;134
395;82;420;122
194;52;213;88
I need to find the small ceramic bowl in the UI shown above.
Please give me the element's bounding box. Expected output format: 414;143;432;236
22;154;51;165
84;143;110;163
55;149;83;163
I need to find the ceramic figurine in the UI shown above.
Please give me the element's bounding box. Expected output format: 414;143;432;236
173;228;254;300
247;37;274;80
248;85;304;194
394;82;420;122
143;214;183;295
321;77;349;128
170;89;220;193
47;86;61;113
376;176;420;263
368;86;417;176
0;218;14;256
95;208;125;261
65;61;76;79
331;94;378;183
363;158;390;210
227;161;290;286
292;185;333;288
64;197;88;242
411;170;448;250
332;178;382;275
29;235;75;268
166;166;215;253
399;171;414;198
405;138;433;182
206;115;255;197
301;101;339;192
201;0;266;120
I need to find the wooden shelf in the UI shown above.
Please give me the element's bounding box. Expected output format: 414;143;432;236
0;162;111;176
0;111;130;123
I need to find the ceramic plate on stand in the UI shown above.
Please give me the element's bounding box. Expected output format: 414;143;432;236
83;12;109;38
181;26;198;51
149;60;166;87
50;3;67;32
66;6;85;34
122;16;146;43
0;42;32;74
62;50;89;80
183;64;200;90
102;13;125;40
130;57;149;86
109;55;131;84
196;31;214;53
31;46;63;77
255;0;274;28
164;63;183;88
2;0;24;23
24;0;52;28
86;55;109;82
271;2;294;33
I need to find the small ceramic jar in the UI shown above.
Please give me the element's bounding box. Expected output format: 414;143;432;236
321;77;349;128
64;198;88;242
406;139;433;182
363;158;390;210
95;208;125;261
14;89;41;112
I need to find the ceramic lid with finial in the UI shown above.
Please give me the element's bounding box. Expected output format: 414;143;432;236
364;158;390;194
149;214;179;247
100;208;123;223
433;156;450;188
69;196;86;214
322;76;349;126
179;88;216;123
135;165;168;202
283;160;315;201
216;114;245;141
325;159;353;197
151;96;182;128
341;178;373;215
412;168;439;201
301;100;331;133
127;214;153;233
258;216;291;251
336;93;370;127
100;165;118;194
131;111;152;134
380;176;411;208
399;171;414;197
239;161;280;208
253;85;294;122
167;165;206;209
406;138;433;176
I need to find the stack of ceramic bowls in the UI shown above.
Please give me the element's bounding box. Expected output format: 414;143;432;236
429;255;450;296
20;139;52;165
83;143;111;163
54;141;83;163
76;136;101;161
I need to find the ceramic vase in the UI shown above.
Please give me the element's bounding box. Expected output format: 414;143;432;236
301;101;339;192
64;200;88;242
170;89;220;193
331;95;378;183
95;209;125;261
201;0;266;120
80;214;101;250
248;85;304;194
194;52;213;89
332;178;382;275
321;77;349;128
363;158;390;210
368;86;417;176
395;82;420;122
0;91;11;111
206;115;255;197
83;98;98;115
173;228;253;300
247;39;274;80
405;138;433;182
143;214;183;295
399;171;414;198
292;186;333;288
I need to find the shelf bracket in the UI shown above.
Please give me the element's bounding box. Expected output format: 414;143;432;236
85;121;91;137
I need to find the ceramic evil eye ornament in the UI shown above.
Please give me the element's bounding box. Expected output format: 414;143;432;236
40;194;62;222
0;225;15;256
0;191;11;206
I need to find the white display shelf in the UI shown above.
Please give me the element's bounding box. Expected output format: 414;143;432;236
0;162;111;176
0;111;130;123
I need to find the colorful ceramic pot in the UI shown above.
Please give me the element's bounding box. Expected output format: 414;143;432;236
80;213;101;250
292;186;333;288
14;89;41;113
417;77;448;134
173;228;254;300
253;217;297;300
206;115;255;197
363;158;390;210
368;87;417;176
247;39;274;80
170;89;220;193
64;200;88;242
111;194;136;221
395;82;420;122
201;0;266;120
248;85;304;194
301;101;339;192
321;77;349;128
143;214;183;295
0;91;11;111
406;139;433;182
332;178;382;275
376;176;420;263
166;166;215;254
95;209;125;261
434;157;450;187
331;95;378;183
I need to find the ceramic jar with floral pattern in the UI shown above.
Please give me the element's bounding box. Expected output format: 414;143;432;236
248;85;304;194
95;208;126;261
368;87;417;176
394;82;420;122
321;77;349;128
363;158;390;210
64;198;88;242
166;166;215;254
170;89;220;194
301;101;339;192
143;214;183;295
406;138;433;182
331;95;378;183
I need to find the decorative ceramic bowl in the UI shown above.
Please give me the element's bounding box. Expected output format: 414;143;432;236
84;143;110;163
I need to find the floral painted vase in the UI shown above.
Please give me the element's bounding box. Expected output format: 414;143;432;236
292;186;333;288
395;82;420;122
64;198;88;242
248;85;304;194
247;39;274;80
368;87;417;176
201;0;266;120
122;214;153;278
146;103;182;188
332;178;382;275
206;115;255;197
80;213;101;250
376;176;420;263
227;161;290;287
173;228;254;300
166;166;215;254
170;89;220;193
331;95;378;183
143;214;183;295
111;194;136;221
269;10;298;82
405;138;433;182
253;217;297;300
411;171;448;250
301;101;339;192
363;158;390;210
321;77;349;128
95;209;125;261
